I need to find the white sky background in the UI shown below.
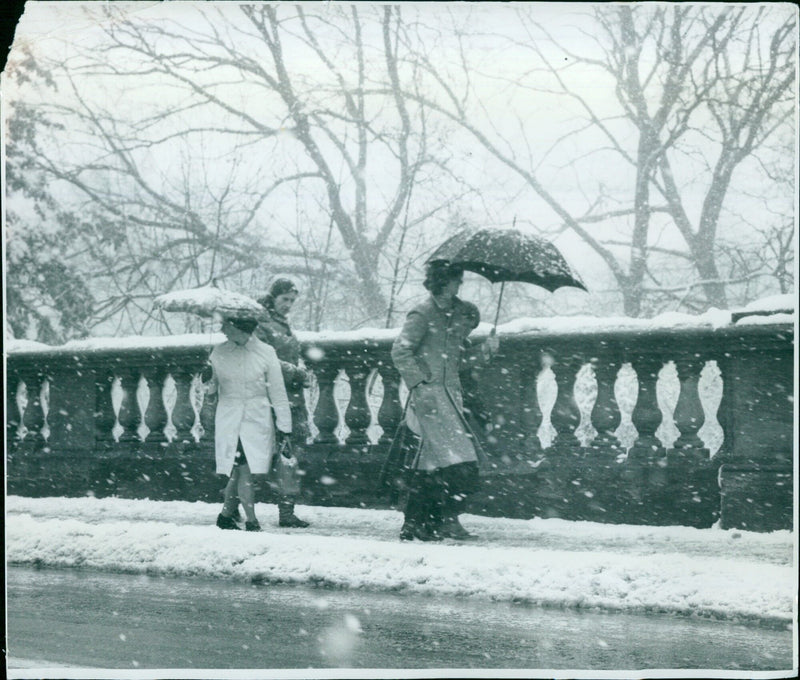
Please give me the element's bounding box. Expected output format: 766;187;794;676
2;1;797;333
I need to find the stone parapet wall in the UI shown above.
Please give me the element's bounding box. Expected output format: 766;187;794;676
6;320;794;530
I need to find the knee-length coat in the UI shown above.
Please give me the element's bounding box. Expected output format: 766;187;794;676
255;310;311;445
391;295;491;472
207;335;292;476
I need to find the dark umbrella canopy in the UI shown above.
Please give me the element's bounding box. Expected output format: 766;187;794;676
426;228;587;292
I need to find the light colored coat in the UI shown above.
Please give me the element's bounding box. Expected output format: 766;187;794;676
391;295;490;471
207;335;291;476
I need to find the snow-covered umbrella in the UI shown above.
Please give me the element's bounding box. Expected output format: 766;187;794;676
153;283;264;320
426;226;587;332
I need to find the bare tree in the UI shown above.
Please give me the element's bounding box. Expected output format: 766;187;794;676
406;4;795;315
5;4;480;336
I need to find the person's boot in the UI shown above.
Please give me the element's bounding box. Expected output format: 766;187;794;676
439;497;476;540
421;484;444;541
400;476;441;542
400;509;440;541
278;499;309;528
216;512;240;530
245;519;261;532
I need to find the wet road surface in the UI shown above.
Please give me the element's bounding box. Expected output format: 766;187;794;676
6;566;794;672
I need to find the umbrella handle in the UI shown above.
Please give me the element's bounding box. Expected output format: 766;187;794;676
492;281;506;335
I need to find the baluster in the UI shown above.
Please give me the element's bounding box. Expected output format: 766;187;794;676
613;363;639;462
40;379;51;442
551;352;582;448
344;364;371;449
630;356;665;460
333;370;351;443
535;352;558;450
655;361;681;451
376;363;403;446
16;380;29;441
573;363;598;448
110;375;125;442
671;356;707;457
697;360;724;458
135;374;151;442
572;364;597;448
591;357;620;456
313;364;340;445
162;373;178;443
189;373;206;443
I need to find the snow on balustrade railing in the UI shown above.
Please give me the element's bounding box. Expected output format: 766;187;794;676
6;295;795;460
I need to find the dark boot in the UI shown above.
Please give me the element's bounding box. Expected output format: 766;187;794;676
400;473;441;541
421;478;444;540
400;510;440;541
216;513;240;530
278;499;309;528
439;496;477;540
245;519;261;532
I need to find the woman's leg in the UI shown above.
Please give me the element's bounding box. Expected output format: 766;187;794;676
221;466;241;516
438;461;479;539
400;470;442;541
236;463;257;524
217;467;242;530
222;475;239;516
277;443;309;528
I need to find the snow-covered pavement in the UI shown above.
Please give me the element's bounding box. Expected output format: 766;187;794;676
5;495;796;626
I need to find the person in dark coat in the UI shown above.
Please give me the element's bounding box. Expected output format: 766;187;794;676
390;260;499;541
255;278;312;528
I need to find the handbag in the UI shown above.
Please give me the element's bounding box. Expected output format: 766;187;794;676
273;438;301;496
378;395;422;504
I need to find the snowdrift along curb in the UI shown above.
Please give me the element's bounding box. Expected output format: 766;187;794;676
6;496;795;626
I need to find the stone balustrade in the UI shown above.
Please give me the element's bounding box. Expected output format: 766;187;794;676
5;317;794;530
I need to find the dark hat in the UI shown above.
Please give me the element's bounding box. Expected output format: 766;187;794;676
228;317;259;334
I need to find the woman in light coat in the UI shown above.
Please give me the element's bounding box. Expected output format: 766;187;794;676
391;260;499;541
207;316;291;531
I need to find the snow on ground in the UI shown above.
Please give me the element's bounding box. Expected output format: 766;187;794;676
6;495;795;625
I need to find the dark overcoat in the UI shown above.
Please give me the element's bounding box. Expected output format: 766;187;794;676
390;295;490;472
255;311;310;443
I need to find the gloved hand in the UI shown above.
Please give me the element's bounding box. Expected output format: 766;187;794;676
485;333;500;354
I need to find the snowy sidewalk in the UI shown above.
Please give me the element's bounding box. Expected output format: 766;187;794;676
6;495;795;626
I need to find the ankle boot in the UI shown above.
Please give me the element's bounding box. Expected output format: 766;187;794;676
216;512;240;530
278;499;309;528
399;482;441;542
439;498;476;540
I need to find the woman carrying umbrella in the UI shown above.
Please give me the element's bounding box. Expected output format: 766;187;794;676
207;316;292;531
254;278;312;528
391;260;499;541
